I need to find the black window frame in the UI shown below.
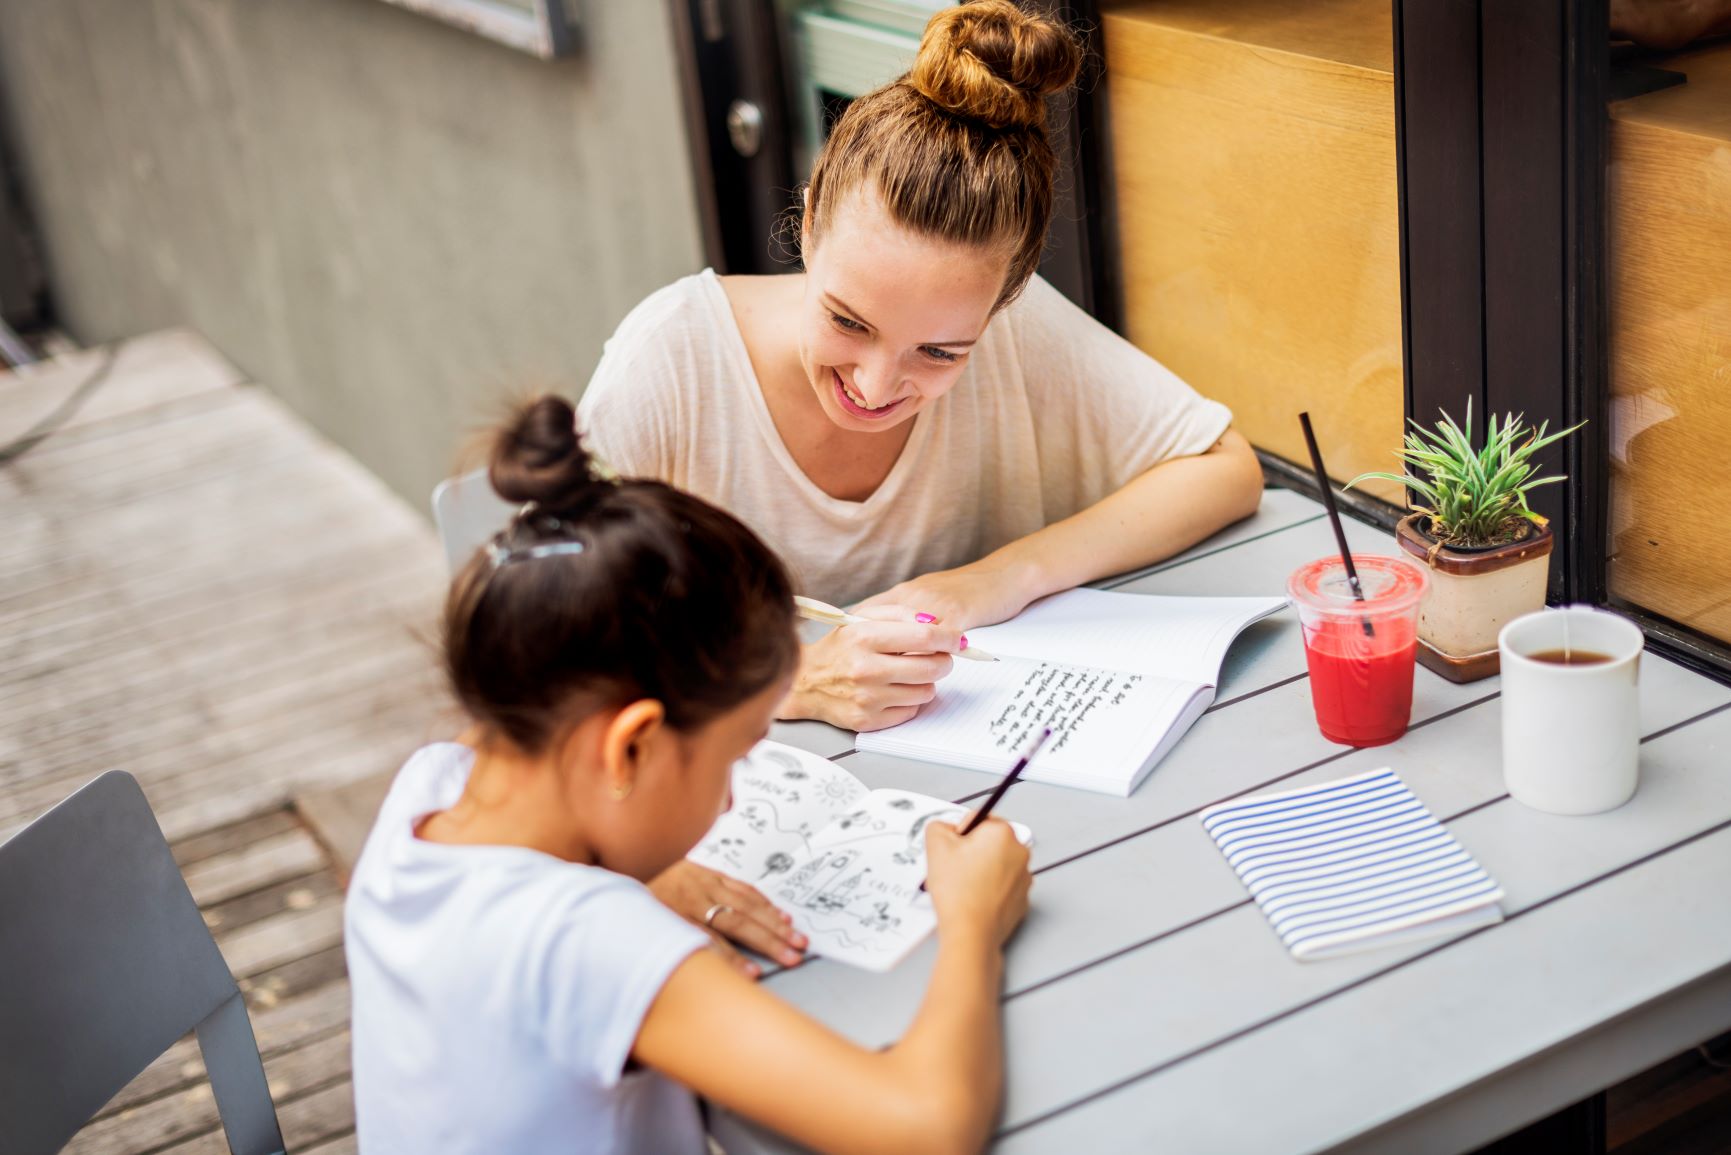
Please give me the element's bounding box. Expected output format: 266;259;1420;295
1393;0;1730;685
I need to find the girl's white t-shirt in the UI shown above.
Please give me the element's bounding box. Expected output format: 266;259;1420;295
345;743;711;1155
576;270;1234;608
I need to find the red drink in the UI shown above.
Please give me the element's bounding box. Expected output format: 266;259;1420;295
1287;555;1428;748
1301;616;1419;746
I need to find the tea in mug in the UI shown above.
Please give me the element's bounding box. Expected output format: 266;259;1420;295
1527;649;1613;666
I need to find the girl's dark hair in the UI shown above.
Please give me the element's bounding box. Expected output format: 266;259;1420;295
443;395;799;753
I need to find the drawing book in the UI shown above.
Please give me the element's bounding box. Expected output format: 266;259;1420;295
855;588;1286;796
1200;768;1504;961
688;741;1030;972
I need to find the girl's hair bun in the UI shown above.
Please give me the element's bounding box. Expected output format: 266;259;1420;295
448;394;799;753
908;0;1082;131
488;394;601;514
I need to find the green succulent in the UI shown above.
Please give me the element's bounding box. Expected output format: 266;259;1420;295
1347;401;1584;549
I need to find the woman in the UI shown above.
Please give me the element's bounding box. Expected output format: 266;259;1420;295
579;0;1264;735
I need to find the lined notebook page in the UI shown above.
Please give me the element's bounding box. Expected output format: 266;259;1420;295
857;656;1199;794
1201;769;1504;961
964;589;1286;686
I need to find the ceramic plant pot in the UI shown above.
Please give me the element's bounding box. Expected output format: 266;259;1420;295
1395;512;1553;682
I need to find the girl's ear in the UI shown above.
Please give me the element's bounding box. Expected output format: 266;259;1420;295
600;699;666;801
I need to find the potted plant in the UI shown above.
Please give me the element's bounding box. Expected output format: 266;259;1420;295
1348;403;1583;682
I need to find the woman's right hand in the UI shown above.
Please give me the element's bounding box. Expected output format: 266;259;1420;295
779;605;966;732
923;817;1032;950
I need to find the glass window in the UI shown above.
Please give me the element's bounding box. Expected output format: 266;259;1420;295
1606;43;1731;645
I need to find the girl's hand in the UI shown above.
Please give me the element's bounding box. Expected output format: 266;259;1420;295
855;560;1040;633
922;817;1032;950
779;605;965;732
648;861;807;974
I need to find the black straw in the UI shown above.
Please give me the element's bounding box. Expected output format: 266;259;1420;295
1298;412;1375;637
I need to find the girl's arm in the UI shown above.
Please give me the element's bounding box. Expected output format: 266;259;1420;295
859;429;1265;631
633;819;1030;1155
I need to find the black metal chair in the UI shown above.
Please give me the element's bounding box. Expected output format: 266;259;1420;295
0;771;285;1155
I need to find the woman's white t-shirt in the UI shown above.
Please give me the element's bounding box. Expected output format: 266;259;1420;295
345;743;710;1155
577;270;1234;608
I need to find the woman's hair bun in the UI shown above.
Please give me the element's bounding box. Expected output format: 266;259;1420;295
907;0;1082;131
488;393;601;513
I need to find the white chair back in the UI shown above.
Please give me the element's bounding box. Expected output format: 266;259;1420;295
431;468;516;574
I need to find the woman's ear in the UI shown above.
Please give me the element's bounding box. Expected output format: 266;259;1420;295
600;699;666;801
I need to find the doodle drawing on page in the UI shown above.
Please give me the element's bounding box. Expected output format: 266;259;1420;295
688;741;1033;972
772;789;965;969
688;743;866;881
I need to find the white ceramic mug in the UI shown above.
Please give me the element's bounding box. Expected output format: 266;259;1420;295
1498;607;1644;815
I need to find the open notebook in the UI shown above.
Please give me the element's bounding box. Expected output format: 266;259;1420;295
688;741;1030;972
1201;768;1505;961
856;588;1286;796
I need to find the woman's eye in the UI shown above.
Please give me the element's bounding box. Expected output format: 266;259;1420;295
830;313;864;333
922;346;959;364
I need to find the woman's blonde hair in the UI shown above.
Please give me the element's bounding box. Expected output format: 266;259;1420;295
802;0;1083;312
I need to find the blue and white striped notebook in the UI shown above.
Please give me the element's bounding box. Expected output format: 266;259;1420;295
1201;768;1504;961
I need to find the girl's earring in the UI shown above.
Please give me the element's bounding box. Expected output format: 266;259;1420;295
612;781;632;801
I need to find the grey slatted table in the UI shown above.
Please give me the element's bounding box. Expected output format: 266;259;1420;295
724;488;1731;1154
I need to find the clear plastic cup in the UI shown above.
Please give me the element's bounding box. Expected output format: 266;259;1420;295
1286;555;1430;747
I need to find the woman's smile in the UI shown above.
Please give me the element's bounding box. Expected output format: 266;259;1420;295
831;369;907;420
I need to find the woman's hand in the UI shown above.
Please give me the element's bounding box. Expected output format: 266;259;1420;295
922;816;1032;950
649;860;807;976
854;559;1040;633
779;606;965;732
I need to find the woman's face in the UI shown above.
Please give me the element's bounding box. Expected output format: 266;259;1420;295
799;191;1009;434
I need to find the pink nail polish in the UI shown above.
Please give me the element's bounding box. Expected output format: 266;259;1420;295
959;635;970;651
916;612;938;624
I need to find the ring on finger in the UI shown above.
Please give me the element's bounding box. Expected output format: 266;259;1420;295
703;903;733;928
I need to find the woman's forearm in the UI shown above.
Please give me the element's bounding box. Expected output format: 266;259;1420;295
974;430;1265;608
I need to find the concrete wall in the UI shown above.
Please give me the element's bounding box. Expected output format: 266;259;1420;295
0;0;705;505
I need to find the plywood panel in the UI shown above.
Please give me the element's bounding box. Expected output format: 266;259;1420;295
1102;0;1405;503
1607;43;1731;644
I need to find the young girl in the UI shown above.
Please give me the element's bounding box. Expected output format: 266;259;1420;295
345;395;1033;1154
577;0;1266;734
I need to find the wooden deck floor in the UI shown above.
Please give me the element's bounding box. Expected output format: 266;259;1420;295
0;330;455;1153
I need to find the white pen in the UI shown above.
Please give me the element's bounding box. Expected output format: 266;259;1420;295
793;596;998;662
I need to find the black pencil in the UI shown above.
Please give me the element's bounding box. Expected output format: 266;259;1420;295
961;726;1052;835
921;727;1052;892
